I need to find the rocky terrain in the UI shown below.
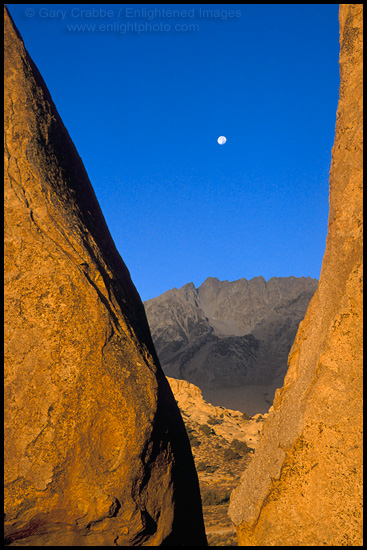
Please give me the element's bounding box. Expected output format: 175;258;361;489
4;6;206;546
4;2;362;546
229;4;363;546
167;377;267;546
145;276;318;414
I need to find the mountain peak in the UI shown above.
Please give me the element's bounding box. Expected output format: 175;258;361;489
144;275;318;413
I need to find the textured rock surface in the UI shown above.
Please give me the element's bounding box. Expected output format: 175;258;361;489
167;377;268;449
4;6;206;546
145;276;317;414
229;4;363;546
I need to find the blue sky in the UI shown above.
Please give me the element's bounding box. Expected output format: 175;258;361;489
7;4;340;301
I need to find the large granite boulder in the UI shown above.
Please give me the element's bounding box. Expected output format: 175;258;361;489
4;6;206;546
229;4;363;546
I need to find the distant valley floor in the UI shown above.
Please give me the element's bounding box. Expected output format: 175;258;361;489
201;378;284;416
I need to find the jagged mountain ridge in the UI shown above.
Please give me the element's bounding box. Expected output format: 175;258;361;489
144;276;318;412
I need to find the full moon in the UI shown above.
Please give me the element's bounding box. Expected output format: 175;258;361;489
217;136;227;145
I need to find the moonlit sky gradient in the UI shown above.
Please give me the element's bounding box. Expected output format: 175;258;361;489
7;4;340;301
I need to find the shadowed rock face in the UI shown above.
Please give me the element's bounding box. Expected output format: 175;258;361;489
4;6;206;546
229;4;363;546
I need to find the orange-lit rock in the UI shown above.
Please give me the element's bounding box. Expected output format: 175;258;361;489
4;6;206;546
229;4;363;546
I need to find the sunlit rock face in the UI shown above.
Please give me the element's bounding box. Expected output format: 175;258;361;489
229;4;363;546
4;6;207;546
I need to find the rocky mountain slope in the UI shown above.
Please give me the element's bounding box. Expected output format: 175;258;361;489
167;377;267;546
229;4;363;546
145;276;317;414
4;6;206;546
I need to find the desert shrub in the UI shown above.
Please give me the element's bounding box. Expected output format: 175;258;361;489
199;424;214;436
205;464;218;473
196;461;217;473
202;490;221;506
231;439;251;454
202;490;230;506
207;415;223;425
223;447;242;461
189;434;201;447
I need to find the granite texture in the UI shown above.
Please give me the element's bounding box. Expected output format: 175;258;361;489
4;6;207;546
228;4;363;545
